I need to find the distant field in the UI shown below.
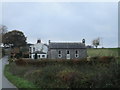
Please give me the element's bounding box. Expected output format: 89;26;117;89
87;48;120;57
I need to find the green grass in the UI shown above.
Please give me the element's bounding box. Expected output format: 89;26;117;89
4;64;38;88
87;48;119;57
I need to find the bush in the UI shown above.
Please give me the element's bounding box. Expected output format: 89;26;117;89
99;56;115;63
14;56;116;67
31;65;67;88
8;58;120;88
15;59;28;66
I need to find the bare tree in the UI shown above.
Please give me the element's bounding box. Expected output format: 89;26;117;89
0;25;8;34
92;37;100;48
0;25;8;44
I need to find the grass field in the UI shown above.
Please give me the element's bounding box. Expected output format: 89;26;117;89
4;48;120;88
87;48;120;57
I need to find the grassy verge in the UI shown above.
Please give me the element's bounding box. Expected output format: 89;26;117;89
4;64;38;88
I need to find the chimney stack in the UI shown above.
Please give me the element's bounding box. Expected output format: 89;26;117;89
82;39;85;44
37;39;41;43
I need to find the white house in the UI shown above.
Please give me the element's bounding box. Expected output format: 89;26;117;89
29;39;48;59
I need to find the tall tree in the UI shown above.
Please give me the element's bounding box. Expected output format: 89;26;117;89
3;30;27;48
92;38;100;48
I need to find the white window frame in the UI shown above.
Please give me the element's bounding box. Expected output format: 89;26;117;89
33;47;35;52
75;54;79;58
33;54;35;59
75;50;79;58
58;50;62;58
66;50;70;59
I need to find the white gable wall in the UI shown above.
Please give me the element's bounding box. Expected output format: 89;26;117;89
29;42;48;59
30;43;48;53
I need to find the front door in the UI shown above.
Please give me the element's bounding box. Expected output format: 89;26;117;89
66;54;70;59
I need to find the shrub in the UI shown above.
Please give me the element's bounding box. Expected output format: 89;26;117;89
24;69;43;83
99;56;115;63
56;68;94;88
15;59;28;66
32;65;66;88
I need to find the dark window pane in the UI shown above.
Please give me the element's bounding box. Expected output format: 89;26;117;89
33;47;35;52
76;50;78;54
67;50;70;54
42;55;45;57
58;50;61;54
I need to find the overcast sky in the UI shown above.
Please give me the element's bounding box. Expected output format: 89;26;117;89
2;2;118;48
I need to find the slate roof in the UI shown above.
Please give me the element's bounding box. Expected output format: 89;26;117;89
49;42;86;49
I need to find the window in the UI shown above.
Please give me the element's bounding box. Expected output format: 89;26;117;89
33;47;35;52
58;54;62;58
42;55;45;58
75;50;78;54
67;50;70;54
75;54;79;58
58;50;61;54
58;50;62;58
75;50;79;58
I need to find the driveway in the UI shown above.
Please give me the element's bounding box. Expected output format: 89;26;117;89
1;56;18;90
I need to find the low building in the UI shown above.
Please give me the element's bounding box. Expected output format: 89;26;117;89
48;40;87;59
29;39;48;59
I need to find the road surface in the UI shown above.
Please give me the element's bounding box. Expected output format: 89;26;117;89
1;56;18;90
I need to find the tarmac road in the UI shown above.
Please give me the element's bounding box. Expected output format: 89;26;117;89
1;56;18;90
